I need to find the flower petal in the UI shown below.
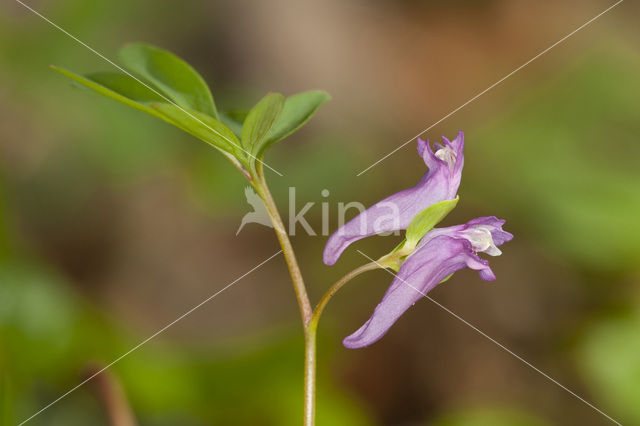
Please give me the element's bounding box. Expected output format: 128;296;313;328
466;216;514;245
343;235;494;349
418;216;513;255
323;133;465;265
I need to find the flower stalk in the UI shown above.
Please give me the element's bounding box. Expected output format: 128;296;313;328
309;262;381;329
254;163;384;426
303;262;381;426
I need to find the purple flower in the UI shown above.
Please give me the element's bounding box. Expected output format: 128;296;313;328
343;217;513;349
417;216;513;256
323;131;465;266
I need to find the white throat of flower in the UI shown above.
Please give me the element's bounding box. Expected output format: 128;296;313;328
462;226;502;256
434;146;457;170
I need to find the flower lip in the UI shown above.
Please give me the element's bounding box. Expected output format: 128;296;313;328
418;216;513;256
466;216;514;247
434;145;457;169
461;225;502;256
417;131;464;173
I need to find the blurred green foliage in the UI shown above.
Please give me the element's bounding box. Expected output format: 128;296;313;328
579;307;640;425
0;258;369;425
431;405;550;426
470;42;640;273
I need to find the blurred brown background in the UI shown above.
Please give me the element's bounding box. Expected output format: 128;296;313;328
1;0;639;425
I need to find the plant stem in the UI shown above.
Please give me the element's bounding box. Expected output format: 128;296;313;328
252;164;380;426
303;327;317;426
303;261;380;426
254;166;313;325
86;365;137;426
253;165;316;424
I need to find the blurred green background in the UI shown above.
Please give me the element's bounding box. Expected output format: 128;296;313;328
1;0;639;425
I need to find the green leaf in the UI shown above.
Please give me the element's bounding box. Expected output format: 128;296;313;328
260;90;331;155
52;66;246;170
50;66;173;123
119;43;218;118
85;71;165;103
150;103;242;157
405;197;459;249
219;110;248;137
241;93;285;161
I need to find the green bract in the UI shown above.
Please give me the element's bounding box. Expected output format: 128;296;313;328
51;42;330;178
378;197;459;272
405;197;459;250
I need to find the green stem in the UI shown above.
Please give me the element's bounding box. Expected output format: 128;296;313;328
253;166;313;325
252;165;315;425
252;164;380;426
308;262;380;329
303;261;380;426
303;327;317;426
86;366;137;426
